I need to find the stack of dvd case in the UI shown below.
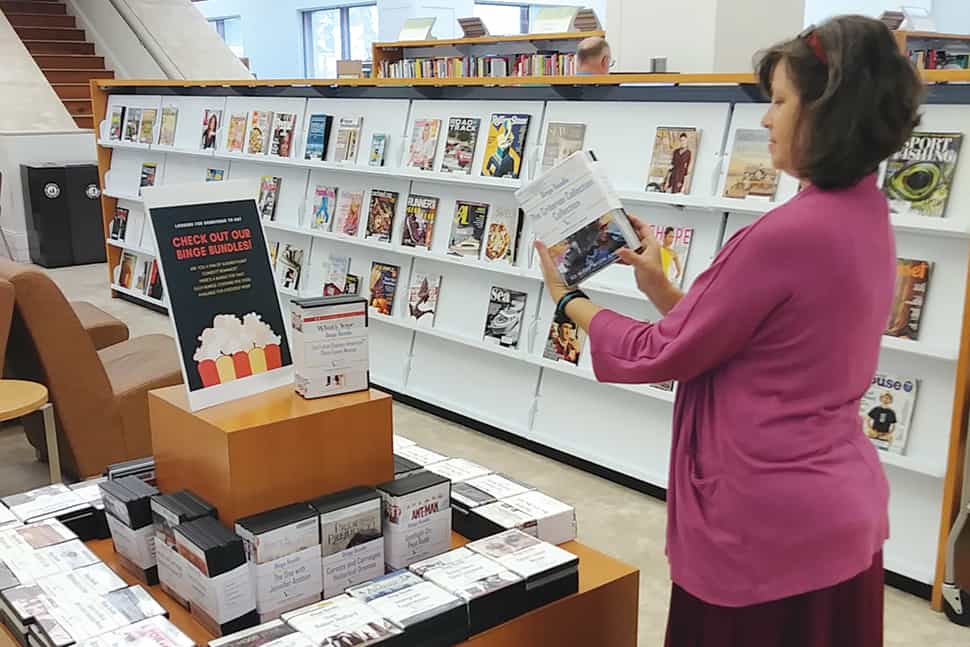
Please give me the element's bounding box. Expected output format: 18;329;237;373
409;547;525;635
99;477;160;584
282;595;403;646
0;502;22;531
450;474;535;540
209;618;315;647
308;487;384;600
235;503;322;621
66;480;110;540
468;491;577;545
392;446;447;469
425;459;491;485
152;491;218;609
392;456;422;481
0;520;99;593
346;571;467;646
2;486;98;541
72;616;194;647
173;517;258;636
105;458;156;486
466;529;579;610
376;473;451;571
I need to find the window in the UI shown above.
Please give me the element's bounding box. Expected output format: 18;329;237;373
208;16;244;58
304;4;379;78
473;3;579;35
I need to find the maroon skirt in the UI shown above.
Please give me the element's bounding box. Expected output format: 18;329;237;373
664;552;883;647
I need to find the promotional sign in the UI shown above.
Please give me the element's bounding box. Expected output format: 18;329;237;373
143;180;293;411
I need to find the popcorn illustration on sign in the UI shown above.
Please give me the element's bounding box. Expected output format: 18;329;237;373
193;313;283;387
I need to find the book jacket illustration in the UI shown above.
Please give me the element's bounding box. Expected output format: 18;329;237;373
257;176;281;221
648;225;693;288
139;163;157;193
543;320;585;365
402;194;439;249
310;186;338;230
448;200;489;257
109;106;125;141
482;207;519;264
335;191;364;236
276;244;304;291
304;113;333;161
365;189;400;242
270;113;296;158
123;108;141;142
369;133;388;167
158;106;178;146
201;109;221;151
369;262;400;316
882;131;962;218
483;286;527;349
407;118;442;171
723;129;779;199
226;112;248;153
138;108;157;145
334;117;363;162
146;191;292;411
408;273;441;328
547;212;631;287
861;372;918;455
441;117;481;174
646;127;700;194
482;113;530;179
886;258;932;340
247;111;273;155
542;122;586;174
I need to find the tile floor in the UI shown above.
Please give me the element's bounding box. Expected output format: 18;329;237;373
0;262;966;646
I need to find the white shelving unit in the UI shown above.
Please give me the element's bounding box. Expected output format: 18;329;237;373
98;88;970;588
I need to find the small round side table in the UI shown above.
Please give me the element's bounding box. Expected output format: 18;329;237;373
0;380;60;484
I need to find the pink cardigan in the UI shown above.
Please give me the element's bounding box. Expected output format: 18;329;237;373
588;176;893;607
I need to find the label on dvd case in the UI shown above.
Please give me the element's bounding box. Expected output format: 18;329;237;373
383;507;451;571
251;545;322;613
426;459;491;483
107;515;156;569
321;537;384;599
237;516;319;565
283;594;402;642
155;537;193;604
319;498;381;558
185;562;256;623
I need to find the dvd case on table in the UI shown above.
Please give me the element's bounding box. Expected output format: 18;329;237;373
393;455;423;481
35;584;167;646
426;460;491;485
152;491;218;608
393;436;415;451
74;616;194;647
450;474;534;540
210;618;315;647
282;595;403;646
68;480;110;541
308;486;384;600
377;472;451;571
105;457;156;486
2;486;89;526
99;477;159;585
470;491;576;546
346;571;467;647
393;445;447;468
292;296;369;399
410;546;526;635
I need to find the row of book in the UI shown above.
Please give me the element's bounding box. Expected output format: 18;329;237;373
378;52;578;80
908;48;970;70
112;252;164;301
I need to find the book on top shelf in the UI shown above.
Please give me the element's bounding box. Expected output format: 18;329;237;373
407;118;442;171
441;117;481;175
482;207;520;264
322;254;350;296
723;129;779;199
543;320;585;365
448;200;489;258
646;127;700;194
365;189;400;243
334;190;364;236
277;244;304;292
648;225;693;288
886;258;932;340
257;176;282;221
861;372;918;455
482;114;531;179
304;113;333;161
269;112;297;158
542;122;586;174
108;106;125;141
226;112;248;153
408;273;441;328
516;150;641;287
402;194;439;250
309;185;338;230
201;109;221;151
158;105;178;146
246;110;273;155
123;108;141;143
138;108;157;145
369;133;389;167
483;286;527;349
881;131;962;218
369;262;400;316
334;117;364;163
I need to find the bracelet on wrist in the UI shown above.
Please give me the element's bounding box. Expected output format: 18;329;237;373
555;289;589;323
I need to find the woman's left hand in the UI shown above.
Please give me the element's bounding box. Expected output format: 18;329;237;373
535;241;569;303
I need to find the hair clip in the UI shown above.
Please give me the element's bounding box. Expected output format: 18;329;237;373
803;30;828;65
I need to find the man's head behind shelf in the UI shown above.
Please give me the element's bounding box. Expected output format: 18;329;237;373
576;36;611;75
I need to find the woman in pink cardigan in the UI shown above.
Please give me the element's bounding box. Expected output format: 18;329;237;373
537;15;923;647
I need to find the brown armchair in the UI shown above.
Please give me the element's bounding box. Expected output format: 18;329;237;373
0;278;12;370
0;260;183;478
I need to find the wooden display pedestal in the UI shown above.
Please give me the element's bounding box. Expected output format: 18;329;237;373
148;385;394;526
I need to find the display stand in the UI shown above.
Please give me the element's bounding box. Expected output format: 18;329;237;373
148;385;394;526
90;72;970;611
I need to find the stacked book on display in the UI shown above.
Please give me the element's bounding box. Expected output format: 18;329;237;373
2;486;105;543
152;491;218;608
281;595;402;646
377;473;451;571
105;457;156;486
308;487;384;600
450;474;535;540
99;477;160;585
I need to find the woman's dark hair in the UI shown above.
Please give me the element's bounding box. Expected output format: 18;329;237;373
755;15;923;190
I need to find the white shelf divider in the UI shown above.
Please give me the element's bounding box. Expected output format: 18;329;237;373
111;283;167;309
106;238;155;258
103;189;144;203
881;336;958;362
879;452;946;479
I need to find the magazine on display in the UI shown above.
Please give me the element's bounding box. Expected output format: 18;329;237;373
481;113;531;179
123;108;141;143
344;274;360;296
138;108;157;145
108;106;125;141
369;133;389;167
322;254;350;296
146;260;164;300
201;109;222;151
309;186;338;231
282;595;402;645
861;372;918;455
441;117;481;174
368;263;400;316
648;225;694;288
481;207;520;264
304;113;333;161
447;200;489;257
483;286;527;349
646;127;700;194
365;190;400;243
401;194;439;249
206;168;226;182
334;117;364;162
723;129;779;199
109;206;129;240
334;191;364;236
515;150;641;287
882;131;963;218
407;273;441;328
542;320;586;365
118;252;138;289
139;162;157;194
246;111;273;155
269;242;280;272
541;122;586;174
158;106;178;146
270;113;297;158
406;118;442;171
226;112;248;153
886;258;932;340
276;244;305;291
258;176;282;222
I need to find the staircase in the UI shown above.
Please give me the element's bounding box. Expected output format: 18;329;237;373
1;0;114;129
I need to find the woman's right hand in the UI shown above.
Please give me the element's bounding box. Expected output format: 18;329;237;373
617;214;667;295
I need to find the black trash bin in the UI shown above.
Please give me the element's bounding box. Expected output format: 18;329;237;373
21;163;105;267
